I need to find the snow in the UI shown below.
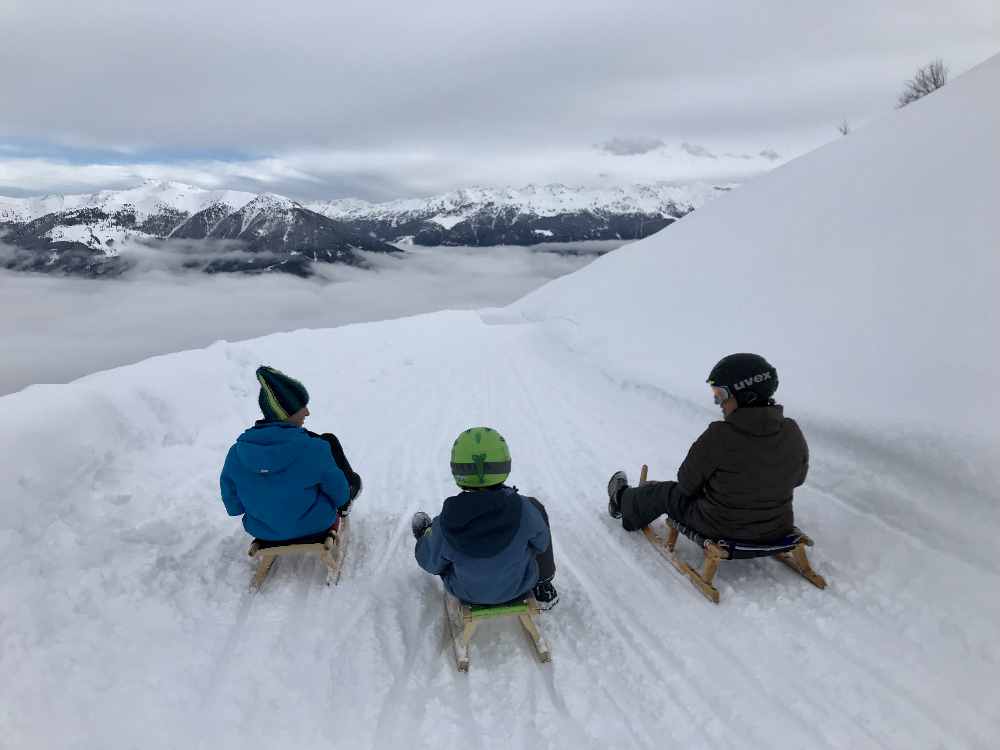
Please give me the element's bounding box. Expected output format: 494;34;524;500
233;193;299;234
428;213;468;230
515;54;1000;475
44;223;130;255
0;180;256;223
1;54;998;750
309;181;730;224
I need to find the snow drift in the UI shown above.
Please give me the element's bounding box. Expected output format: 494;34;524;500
518;55;999;442
1;56;998;750
514;53;1000;515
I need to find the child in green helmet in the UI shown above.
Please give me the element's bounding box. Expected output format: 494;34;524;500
411;427;558;609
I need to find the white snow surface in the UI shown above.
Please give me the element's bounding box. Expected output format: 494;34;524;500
0;179;256;223
2;57;1000;750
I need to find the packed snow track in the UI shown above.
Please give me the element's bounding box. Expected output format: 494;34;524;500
1;312;996;749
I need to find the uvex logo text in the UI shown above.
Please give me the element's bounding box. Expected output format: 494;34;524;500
732;372;772;391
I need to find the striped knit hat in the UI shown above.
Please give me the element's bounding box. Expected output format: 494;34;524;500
256;365;310;422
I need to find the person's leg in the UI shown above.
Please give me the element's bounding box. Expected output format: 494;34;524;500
311;431;362;499
525;496;556;581
619;480;693;532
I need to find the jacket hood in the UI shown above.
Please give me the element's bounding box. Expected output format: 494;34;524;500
438;487;522;558
235;423;307;476
725;404;785;437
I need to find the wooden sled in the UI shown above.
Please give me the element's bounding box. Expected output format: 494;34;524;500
638;465;827;603
247;516;349;591
443;591;552;672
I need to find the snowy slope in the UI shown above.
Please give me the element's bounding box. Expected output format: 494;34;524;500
514;56;1000;473
1;56;998;750
1;316;996;750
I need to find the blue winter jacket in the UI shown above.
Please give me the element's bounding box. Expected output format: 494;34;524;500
415;486;550;605
220;422;349;541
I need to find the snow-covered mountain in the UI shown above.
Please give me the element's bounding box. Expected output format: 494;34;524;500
0;180;256;224
175;193;395;275
0;182;397;277
308;182;731;246
0;180;730;276
1;53;997;749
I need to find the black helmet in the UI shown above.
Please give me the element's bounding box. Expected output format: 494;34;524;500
707;353;778;407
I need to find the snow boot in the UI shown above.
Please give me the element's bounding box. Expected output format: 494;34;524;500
532;579;559;611
411;511;432;540
607;470;628;519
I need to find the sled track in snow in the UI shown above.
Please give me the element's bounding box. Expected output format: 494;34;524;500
2;316;998;749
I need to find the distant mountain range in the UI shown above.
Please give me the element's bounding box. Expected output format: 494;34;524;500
0;180;733;277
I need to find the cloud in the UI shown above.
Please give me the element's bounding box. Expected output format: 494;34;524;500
597;137;665;156
0;242;622;395
680;142;717;159
759;149;782;161
1;0;996;199
0;139;794;202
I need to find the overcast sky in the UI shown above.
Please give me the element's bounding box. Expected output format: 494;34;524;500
1;0;997;201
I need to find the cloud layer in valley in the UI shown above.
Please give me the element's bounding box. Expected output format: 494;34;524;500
0;242;619;395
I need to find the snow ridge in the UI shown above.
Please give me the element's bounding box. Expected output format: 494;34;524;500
308;181;729;226
0;179;256;224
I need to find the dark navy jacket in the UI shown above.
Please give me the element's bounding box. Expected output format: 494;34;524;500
415;486;550;604
220;422;349;540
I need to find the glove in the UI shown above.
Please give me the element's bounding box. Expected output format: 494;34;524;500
411;511;432;540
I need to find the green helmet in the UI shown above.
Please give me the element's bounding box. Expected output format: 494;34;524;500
450;427;511;488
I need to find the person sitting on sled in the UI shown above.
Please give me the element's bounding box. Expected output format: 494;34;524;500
607;353;808;543
219;365;362;541
411;427;558;609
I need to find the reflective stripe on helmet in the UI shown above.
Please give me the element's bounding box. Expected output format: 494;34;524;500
450;461;512;476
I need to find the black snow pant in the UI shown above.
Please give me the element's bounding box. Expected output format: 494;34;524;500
526;496;557;583
309;431;363;500
619;480;694;533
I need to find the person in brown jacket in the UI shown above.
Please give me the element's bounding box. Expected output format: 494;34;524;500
607;353;809;543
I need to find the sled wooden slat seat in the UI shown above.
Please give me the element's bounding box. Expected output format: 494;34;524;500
467;600;532;619
667;519;809;559
247;517;349;591
444;592;551;671
638;464;827;603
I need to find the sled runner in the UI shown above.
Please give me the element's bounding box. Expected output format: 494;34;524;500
638;465;827;603
443;591;551;672
247;516;349;591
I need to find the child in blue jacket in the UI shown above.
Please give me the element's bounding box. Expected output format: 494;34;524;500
412;427;558;609
220;366;362;541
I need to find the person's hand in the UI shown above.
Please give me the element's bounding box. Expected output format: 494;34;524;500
411;511;431;540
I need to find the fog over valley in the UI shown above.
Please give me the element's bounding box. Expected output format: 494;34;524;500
0;242;619;395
